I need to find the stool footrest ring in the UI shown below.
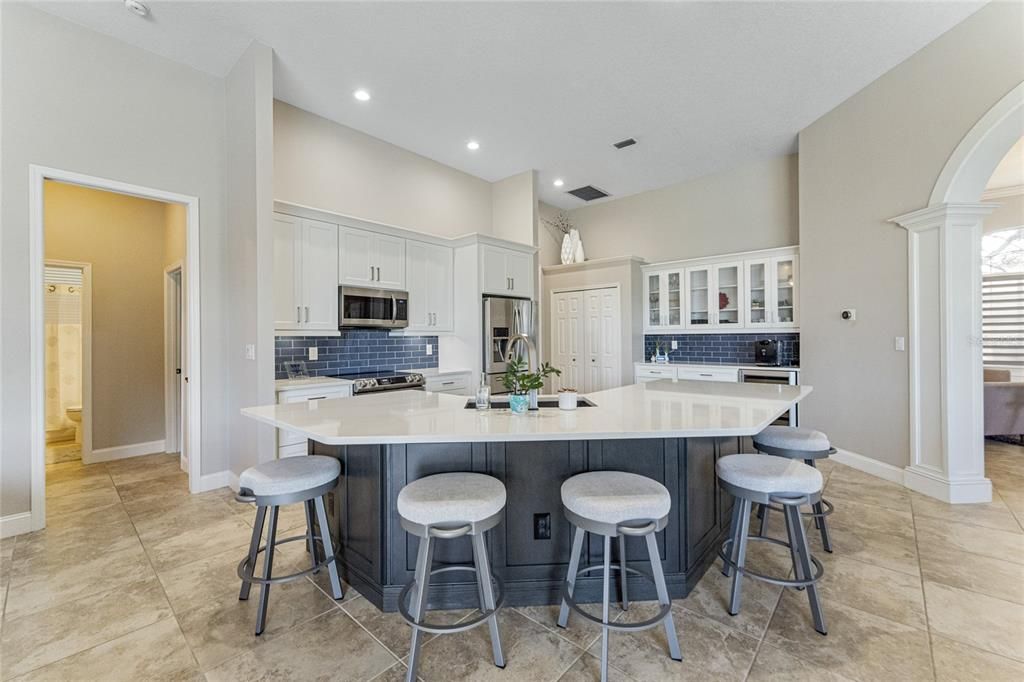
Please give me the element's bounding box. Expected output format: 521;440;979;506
398;565;505;635
718;536;824;588
561;564;672;632
237;534;336;586
762;498;834;519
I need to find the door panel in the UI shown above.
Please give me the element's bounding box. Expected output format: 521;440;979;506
506;250;534;298
302;219;339;330
272;214;302;330
404;240;431;330
583;288;621;392
481;246;509;295
551;291;583;392
374;234;406;290
339;227;375;287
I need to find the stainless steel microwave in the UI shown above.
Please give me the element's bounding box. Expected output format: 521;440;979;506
338;286;409;329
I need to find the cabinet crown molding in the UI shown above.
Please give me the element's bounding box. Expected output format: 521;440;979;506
640;245;798;272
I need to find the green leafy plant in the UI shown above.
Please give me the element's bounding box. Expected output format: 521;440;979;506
501;357;561;395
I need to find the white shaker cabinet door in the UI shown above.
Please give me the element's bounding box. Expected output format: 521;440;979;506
506;250;534;299
427;244;454;332
273;214;303;331
339;226;375;287
404;240;432;331
301;219;339;330
480;245;511;295
374;233;406;290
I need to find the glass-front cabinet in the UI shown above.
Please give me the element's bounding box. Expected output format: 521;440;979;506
685;266;711;327
745;259;769;327
713;262;743;327
773;255;798;327
644;269;684;330
745;255;799;328
646;272;661;327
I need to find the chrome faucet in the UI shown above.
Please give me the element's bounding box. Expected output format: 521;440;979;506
505;333;537;373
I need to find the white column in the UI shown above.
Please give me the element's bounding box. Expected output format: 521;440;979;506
890;203;996;503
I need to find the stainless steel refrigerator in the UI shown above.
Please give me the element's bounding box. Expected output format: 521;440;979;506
483;296;535;395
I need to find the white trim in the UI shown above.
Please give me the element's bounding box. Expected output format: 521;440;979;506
89;440;166;463
550;281;623;296
28;165;203;535
0;513;34;540
45;259;93;463
164;262;183;463
930;81;1024;205
830;448;905;485
981;183;1024;200
904;465;992;504
641;244;798;272
195;470;236;493
541;255;647;274
274;329;341;338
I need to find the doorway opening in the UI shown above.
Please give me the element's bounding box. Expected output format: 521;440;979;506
28;166;202;532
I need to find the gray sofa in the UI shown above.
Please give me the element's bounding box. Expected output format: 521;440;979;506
984;368;1024;437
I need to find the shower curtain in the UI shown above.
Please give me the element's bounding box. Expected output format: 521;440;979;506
44;283;83;435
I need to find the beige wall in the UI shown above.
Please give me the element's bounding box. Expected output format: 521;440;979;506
567;154;798;263
799;1;1024;468
491;170;537;246
541;258;644;388
44;181;169;450
2;4;230;516
983;193;1024;234
164;203;187;267
274;100;493;238
537;201;566;268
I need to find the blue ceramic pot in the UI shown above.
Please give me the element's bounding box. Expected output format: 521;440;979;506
508;393;529;414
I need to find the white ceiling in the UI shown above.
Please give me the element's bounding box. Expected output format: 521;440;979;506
34;1;985;208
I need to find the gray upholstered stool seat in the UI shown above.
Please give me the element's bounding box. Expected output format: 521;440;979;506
716;454;827;635
561;471;671;527
753;425;831;455
558;471;681;682
717;454;823;496
236;455;344;636
397;473;507;682
397;473;506;527
238;456;340;498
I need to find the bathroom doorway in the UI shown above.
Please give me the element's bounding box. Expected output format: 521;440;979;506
43;261;92;465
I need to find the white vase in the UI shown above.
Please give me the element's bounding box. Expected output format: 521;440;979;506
574;238;585;263
560;234;574;264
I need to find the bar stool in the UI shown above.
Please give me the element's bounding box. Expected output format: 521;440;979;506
397;473;507;682
235;455;343;635
753;425;837;552
558;472;682;682
717;454;827;634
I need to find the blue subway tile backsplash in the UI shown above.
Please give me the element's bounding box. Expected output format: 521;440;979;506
644;333;799;366
275;330;439;379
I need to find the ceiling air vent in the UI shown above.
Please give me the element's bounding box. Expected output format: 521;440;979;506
567;185;610;202
612;138;637;149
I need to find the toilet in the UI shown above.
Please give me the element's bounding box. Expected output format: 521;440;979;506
66;406;83;444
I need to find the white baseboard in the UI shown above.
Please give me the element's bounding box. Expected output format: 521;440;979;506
194;470;232;493
87;439;166;464
831;447;905;484
904;465;993;504
1;512;34;539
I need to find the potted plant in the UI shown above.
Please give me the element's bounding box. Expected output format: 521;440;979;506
501;357;561;414
654;341;669;364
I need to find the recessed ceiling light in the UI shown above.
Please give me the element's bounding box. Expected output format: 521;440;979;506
124;0;149;17
553;179;564;188
353;89;371;102
466;140;480;151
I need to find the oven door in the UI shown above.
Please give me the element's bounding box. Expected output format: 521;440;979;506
739;369;798;426
339;286;409;329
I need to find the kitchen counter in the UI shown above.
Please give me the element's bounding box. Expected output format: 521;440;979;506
274;376;354;391
397;367;471;378
635;361;800;372
244;379;809;445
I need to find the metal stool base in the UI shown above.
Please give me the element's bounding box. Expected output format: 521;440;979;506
398;565;505;634
237;533;337;587
560;564;672;633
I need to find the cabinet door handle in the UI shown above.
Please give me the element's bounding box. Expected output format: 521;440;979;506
304;306;310;323
297;306;301;324
441;381;455;386
699;373;713;377
307;396;328;401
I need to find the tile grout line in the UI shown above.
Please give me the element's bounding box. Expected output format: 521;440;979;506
909;495;939;681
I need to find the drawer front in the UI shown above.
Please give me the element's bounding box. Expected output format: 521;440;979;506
426;375;469;393
277;387;351;447
635;366;677;381
677;368;738;383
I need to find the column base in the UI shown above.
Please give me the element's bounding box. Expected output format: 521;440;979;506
903;465;992;504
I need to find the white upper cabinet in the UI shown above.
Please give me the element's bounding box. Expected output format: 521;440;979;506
642;247;798;333
405;240;453;333
339;226;406;290
273;213;338;333
480;244;534;299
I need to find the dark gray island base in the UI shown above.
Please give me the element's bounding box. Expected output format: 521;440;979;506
311;435;755;612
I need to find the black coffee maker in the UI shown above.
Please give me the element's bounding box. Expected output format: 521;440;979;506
754;339;780;366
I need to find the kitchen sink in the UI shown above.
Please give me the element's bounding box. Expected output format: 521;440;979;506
465;396;597;410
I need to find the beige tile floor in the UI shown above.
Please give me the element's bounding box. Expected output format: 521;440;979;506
2;444;1023;680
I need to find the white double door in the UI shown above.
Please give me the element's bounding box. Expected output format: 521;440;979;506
550;287;621;393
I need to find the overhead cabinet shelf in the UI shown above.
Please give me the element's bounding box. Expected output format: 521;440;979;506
644;247;799;333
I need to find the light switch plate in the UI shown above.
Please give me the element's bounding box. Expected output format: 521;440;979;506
244;344;255;360
894;336;906;351
308;346;318;361
426;343;433;356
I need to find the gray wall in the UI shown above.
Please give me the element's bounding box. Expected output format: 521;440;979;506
566;154;798;262
1;4;229;516
799;1;1024;467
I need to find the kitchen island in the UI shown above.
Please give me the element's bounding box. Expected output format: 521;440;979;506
241;379;810;611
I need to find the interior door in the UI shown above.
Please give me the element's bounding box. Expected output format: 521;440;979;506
373;233;406;290
272;213;303;330
551;291;583;391
584;288;621;392
302;219;339;330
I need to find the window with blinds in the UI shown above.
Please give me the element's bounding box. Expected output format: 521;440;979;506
982;272;1024;369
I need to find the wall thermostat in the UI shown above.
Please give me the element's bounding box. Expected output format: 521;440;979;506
841;309;857;321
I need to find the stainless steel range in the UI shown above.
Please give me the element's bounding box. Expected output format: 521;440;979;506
329;370;425;395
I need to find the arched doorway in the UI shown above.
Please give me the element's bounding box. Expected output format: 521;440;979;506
890;82;1024;503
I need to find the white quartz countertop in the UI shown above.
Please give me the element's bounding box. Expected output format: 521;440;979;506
635;362;801;372
275;376;354;392
398;368;472;378
243;379;811;445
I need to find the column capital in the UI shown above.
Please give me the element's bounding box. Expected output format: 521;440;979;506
889;202;997;232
